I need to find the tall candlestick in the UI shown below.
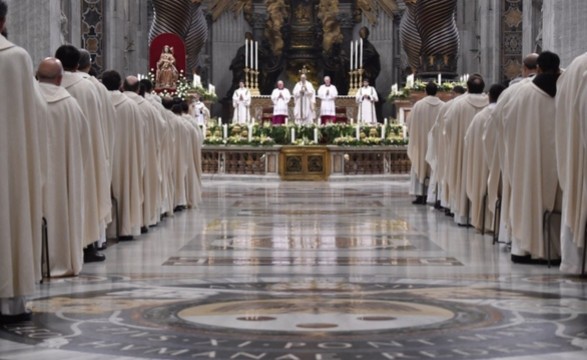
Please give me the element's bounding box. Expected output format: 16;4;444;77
381;124;386;140
355;40;360;70
245;39;249;68
356;124;360;141
223;124;228;139
291;128;296;143
359;38;363;68
248;124;253;142
314;128;318;143
255;41;258;70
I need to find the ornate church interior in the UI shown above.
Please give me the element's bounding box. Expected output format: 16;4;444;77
1;1;587;359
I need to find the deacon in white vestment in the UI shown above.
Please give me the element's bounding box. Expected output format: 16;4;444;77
0;19;48;320
355;79;378;124
55;45;109;261
37;58;89;278
102;71;146;238
191;94;210;126
293;74;316;124
317;76;338;124
556;52;587;274
123;76;167;228
271;80;291;125
232;81;251;124
407;82;444;203
486;53;539;244
179;103;203;208
504;51;561;262
464;84;505;232
444;75;489;225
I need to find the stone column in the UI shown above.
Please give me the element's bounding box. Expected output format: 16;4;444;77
543;0;587;67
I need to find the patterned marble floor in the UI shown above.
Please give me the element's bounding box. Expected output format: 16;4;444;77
1;180;586;360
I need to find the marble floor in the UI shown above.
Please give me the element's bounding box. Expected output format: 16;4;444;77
1;180;586;360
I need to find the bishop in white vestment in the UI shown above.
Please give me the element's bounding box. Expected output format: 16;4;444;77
355;79;378;124
271;81;291;125
556;52;587;273
317;76;338;124
293;74;316;124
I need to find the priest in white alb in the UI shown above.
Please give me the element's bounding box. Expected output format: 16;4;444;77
317;76;338;124
355;79;378;124
557;52;587;274
191;93;210;126
271;80;291;125
504;51;561;263
444;75;489;225
37;58;90;277
55;45;109;262
464;84;505;232
123;76;167;229
102;70;146;239
1;2;48;321
232;80;251;124
293;73;316;124
407;81;444;204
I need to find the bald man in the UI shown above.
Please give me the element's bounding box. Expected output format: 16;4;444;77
37;58;91;276
271;80;291;125
317;76;338;124
123;76;167;228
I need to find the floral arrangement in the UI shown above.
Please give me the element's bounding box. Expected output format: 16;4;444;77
202;121;408;146
139;69;217;102
387;79;466;102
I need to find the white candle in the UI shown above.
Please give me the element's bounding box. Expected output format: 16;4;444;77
285;116;288;125
255;41;258;70
402;125;407;139
223;124;228;139
356;124;360;141
248;124;253;142
218;118;222;126
291;128;296;143
350;117;354;125
384;117;388;126
359;38;363;68
355;40;360;69
381;124;386;140
391;84;398;93
350;41;354;70
314;128;318;143
438;73;441;84
245;39;249;68
318;116;322;126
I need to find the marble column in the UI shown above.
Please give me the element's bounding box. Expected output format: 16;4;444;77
543;0;587;67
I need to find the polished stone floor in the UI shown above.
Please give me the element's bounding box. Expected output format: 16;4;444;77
1;180;586;360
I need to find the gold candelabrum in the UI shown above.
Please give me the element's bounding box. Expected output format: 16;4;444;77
348;68;364;96
245;67;261;96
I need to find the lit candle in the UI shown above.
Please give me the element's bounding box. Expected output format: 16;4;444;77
245;39;249;68
223;124;228;139
314;128;318;143
355;40;359;70
356;124;360;141
384;117;388;126
438;73;442;84
218;118;222;126
255;41;258;70
359;38;363;68
350;41;354;71
291;128;296;143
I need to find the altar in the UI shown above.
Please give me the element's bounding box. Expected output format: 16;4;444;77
250;96;358;123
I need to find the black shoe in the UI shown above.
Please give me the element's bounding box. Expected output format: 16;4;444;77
411;196;424;205
0;312;32;324
174;205;186;212
118;235;134;241
434;201;443;210
83;249;106;263
141;226;149;234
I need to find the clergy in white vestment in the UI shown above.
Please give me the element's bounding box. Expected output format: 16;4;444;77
191;94;210;126
179;102;203;208
102;71;146;239
464;84;505;232
444;75;489;225
407;81;444;204
37;58;90;278
293;74;316;124
503;51;561;262
486;53;539;244
123;76;167;228
556;52;587;274
232;81;251;124
78;50;115;249
271;80;291;125
0;7;48;321
355;79;378;124
432;86;466;209
55;45;109;262
317;76;338;124
170;101;192;210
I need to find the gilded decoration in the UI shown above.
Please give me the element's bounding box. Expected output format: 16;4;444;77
504;7;523;28
501;0;524;82
81;0;104;73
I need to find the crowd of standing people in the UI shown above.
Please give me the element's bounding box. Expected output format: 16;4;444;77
406;50;587;274
0;1;203;323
